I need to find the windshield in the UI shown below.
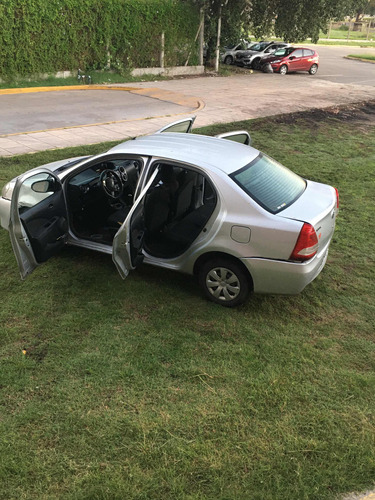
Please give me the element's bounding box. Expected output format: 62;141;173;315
273;47;294;57
248;42;270;52
230;154;306;214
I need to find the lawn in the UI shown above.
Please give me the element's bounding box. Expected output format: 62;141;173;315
322;28;371;40
348;54;375;62
0;110;374;500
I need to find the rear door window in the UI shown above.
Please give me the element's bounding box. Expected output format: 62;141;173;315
230;154;306;214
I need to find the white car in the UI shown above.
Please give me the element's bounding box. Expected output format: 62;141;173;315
0;117;339;306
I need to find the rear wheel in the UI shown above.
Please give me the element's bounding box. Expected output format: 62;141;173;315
279;64;288;75
199;258;250;307
224;55;233;65
309;63;318;75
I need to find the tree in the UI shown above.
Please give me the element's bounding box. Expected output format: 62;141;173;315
185;0;367;61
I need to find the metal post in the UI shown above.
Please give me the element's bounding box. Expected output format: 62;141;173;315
327;20;332;39
366;21;371;40
347;21;351;41
215;6;222;72
199;7;204;66
160;32;165;68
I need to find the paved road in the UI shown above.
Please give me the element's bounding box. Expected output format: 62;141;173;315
306;45;375;86
0;89;193;135
0;45;374;156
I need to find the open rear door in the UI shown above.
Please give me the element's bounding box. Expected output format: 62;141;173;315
9;170;68;279
155;116;196;134
112;168;159;279
215;130;251;146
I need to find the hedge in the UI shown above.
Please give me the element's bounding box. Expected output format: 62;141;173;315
0;0;200;79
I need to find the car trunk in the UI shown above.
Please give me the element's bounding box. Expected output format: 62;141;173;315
277;180;337;251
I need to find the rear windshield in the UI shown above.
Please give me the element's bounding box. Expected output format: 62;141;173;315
230;153;306;214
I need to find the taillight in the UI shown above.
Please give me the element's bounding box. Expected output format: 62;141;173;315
290;223;318;261
334;187;339;211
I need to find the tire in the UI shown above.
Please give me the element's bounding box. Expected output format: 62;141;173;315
279;64;288;75
252;58;261;70
309;63;318;75
224;55;233;65
198;258;250;307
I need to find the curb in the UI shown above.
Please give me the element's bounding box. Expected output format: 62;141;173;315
344;56;375;63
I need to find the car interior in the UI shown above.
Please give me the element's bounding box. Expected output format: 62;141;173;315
66;158;217;259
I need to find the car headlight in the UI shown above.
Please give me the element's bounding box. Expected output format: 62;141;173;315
272;59;281;63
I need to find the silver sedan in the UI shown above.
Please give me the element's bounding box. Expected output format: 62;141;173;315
0;117;338;306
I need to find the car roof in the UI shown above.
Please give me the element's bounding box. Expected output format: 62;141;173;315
108;133;259;175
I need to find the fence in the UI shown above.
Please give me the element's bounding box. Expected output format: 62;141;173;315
326;21;375;41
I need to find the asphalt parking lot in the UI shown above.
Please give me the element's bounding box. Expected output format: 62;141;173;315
0;45;374;156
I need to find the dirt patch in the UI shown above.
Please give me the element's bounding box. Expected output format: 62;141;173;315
264;100;375;126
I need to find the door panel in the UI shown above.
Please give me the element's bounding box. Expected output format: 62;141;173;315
112;168;160;279
9;170;67;279
19;190;67;262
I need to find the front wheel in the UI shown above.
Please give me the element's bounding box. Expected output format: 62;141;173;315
224;55;233;65
252;58;261;70
309;63;318;75
279;64;288;75
199;258;250;307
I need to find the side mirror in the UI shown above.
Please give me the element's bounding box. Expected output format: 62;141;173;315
31;179;54;193
289;56;295;60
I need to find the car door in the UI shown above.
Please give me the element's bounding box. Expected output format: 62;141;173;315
215;131;251;146
112;168;160;279
288;49;304;71
154;116;196;134
8;169;68;279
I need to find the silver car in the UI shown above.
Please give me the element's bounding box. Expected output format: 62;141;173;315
235;41;289;69
221;40;253;65
0;117;339;307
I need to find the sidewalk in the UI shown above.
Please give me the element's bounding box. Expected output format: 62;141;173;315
1;72;374;157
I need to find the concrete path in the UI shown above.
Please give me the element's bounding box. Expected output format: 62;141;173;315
0;70;374;157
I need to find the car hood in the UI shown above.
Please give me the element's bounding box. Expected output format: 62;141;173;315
278;180;337;251
262;55;281;63
236;50;258;57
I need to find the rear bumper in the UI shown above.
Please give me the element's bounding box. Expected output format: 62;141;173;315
241;246;329;295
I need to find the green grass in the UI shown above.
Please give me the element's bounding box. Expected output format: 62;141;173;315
322;28;371;40
1;114;375;499
0;71;168;90
347;54;375;61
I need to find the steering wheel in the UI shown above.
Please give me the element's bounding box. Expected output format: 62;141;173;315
100;170;123;199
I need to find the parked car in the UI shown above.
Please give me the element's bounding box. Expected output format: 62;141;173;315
235;41;289;69
261;46;319;75
0;117;338;307
221;40;253;65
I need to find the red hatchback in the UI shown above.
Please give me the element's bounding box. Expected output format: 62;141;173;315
261;47;319;75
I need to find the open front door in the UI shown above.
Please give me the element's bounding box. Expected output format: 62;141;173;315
155;116;196;134
9;170;68;279
215;130;251;146
112;168;159;279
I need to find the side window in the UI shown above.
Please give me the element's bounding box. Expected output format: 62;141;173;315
292;49;303;58
303;49;314;56
18;173;58;211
